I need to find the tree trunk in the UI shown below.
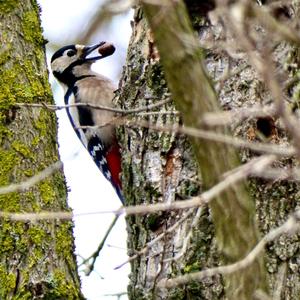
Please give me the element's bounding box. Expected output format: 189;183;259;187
0;1;83;298
118;1;300;299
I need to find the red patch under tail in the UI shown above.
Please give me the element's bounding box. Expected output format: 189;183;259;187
106;144;122;190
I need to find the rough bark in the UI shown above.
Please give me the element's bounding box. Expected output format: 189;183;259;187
0;1;83;299
118;1;300;299
142;1;268;299
117;6;225;300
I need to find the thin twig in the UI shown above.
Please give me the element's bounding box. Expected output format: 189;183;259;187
125;121;295;157
137;111;179;117
250;166;300;182
0;161;63;195
103;291;127;300
201;105;276;127
80;214;120;275
79;119;295;157
16;98;171;114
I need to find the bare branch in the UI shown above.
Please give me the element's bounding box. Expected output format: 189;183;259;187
0;161;63;195
16;98;172;114
80;214;120;275
250;166;300;181
124;121;295;157
0;211;73;221
79;119;294;157
201;105;276;127
103;291;127;299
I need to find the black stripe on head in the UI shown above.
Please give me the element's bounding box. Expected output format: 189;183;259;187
51;45;76;63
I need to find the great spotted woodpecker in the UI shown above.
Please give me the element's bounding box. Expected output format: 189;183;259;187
50;42;123;203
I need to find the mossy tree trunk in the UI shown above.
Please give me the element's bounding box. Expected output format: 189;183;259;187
0;1;83;299
117;1;300;299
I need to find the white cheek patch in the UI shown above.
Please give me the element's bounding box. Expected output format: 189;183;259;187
51;59;65;73
51;56;78;73
51;56;73;73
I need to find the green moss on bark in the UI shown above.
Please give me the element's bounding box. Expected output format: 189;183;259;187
22;11;44;45
0;0;82;298
0;266;16;298
0;0;19;15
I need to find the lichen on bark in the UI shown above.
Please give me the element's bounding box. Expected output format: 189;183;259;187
0;0;83;298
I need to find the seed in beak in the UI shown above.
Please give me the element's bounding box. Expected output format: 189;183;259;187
98;42;116;57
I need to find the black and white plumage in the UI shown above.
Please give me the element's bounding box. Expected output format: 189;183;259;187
51;42;123;203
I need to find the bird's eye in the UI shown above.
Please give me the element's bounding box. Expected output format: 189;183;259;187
67;49;76;57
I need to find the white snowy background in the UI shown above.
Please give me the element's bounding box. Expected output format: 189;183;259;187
38;1;132;299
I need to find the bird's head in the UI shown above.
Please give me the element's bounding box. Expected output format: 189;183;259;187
51;42;114;85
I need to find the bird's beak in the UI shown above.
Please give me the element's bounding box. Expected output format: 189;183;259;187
80;42;106;62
